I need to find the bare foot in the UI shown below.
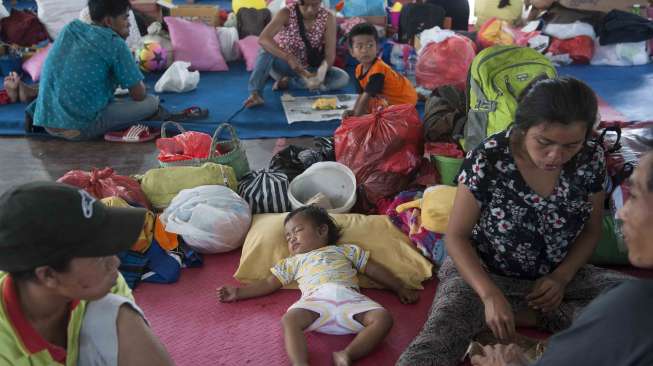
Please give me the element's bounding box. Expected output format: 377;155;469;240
3;72;19;103
18;81;38;103
272;77;289;91
332;351;351;366
244;93;264;108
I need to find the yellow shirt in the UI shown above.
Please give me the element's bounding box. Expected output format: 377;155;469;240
271;244;370;294
0;272;133;366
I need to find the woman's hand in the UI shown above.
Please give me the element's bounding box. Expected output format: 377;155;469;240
286;55;305;75
396;287;420;304
217;286;239;302
483;292;516;341
526;273;567;313
471;344;530;366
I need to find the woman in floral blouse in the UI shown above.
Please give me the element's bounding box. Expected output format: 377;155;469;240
244;0;349;108
398;77;630;365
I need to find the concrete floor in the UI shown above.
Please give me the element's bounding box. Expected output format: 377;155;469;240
0;136;314;194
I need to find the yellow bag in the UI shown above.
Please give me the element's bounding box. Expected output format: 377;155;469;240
475;0;523;29
232;0;267;14
478;18;516;48
140;162;238;210
100;197;155;253
396;185;457;234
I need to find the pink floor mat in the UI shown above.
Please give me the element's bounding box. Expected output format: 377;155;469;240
134;249;653;366
134;250;438;366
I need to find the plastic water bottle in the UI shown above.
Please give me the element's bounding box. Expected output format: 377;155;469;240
406;49;417;86
390;46;405;75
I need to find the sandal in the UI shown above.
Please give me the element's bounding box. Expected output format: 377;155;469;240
104;124;160;143
168;106;209;122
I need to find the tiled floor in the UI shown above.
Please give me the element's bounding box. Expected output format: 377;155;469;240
0;136;314;193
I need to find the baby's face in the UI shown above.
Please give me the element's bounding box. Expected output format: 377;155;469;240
284;215;327;255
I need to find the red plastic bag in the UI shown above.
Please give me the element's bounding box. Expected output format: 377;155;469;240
57;167;151;209
335;104;423;208
425;142;465;159
478;17;540;49
416;35;476;91
156;131;221;163
548;36;594;64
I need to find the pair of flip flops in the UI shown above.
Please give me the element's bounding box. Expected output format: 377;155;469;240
104;124;160;143
103;106;208;142
168;106;209;122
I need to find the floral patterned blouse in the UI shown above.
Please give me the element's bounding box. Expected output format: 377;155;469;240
274;3;329;68
457;129;606;279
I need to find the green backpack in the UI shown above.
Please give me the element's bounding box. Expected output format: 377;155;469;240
464;45;557;151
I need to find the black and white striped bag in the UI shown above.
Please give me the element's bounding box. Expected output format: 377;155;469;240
238;169;291;214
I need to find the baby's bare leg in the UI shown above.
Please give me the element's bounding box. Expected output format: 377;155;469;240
281;308;320;366
333;308;393;366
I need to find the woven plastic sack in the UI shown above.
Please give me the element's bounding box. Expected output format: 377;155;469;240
162;185;252;253
416;35;476;91
335;104;423;208
140;163;238;210
57;167;151;209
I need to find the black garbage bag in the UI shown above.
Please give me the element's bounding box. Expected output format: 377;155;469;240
269;145;308;181
269;138;336;181
314;137;335;161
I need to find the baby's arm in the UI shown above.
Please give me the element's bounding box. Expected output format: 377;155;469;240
217;275;282;303
364;259;419;304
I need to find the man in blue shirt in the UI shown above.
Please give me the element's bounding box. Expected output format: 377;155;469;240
26;0;159;141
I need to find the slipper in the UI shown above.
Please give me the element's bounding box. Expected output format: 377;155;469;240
104;124;160;143
169;106;209;122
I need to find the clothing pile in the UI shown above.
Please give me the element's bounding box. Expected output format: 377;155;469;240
470;3;653;66
52;121;258;288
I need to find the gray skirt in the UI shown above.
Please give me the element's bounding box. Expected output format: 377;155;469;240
396;258;630;366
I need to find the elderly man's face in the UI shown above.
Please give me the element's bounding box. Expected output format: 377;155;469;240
46;255;122;301
618;153;653;268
